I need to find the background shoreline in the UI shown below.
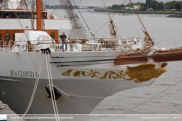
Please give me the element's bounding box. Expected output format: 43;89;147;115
94;9;178;14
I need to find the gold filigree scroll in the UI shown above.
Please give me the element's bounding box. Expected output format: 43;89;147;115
61;63;168;83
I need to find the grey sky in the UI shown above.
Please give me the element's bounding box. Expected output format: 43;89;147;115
43;0;182;6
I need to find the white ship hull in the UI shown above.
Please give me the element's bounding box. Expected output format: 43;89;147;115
0;51;155;116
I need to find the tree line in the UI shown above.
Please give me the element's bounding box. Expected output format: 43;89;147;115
111;0;182;11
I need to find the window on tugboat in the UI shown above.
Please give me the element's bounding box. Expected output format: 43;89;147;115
5;33;10;41
3;12;9;18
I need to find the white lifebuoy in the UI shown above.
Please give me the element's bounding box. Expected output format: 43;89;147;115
73;43;83;52
96;45;99;51
95;44;101;51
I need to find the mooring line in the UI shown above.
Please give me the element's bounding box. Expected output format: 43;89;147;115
22;53;43;117
53;85;106;99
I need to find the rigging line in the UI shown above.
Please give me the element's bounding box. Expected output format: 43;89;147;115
47;5;61;30
9;1;29;41
100;0;123;41
94;0;127;36
0;0;8;9
128;1;144;32
76;0;82;15
109;79;182;121
101;0;111;20
24;0;34;30
47;1;67;31
128;0;154;45
100;0;111;21
100;0;118;38
61;0;87;39
103;0;120;39
128;0;147;32
103;0;112;20
72;0;92;34
51;4;61;15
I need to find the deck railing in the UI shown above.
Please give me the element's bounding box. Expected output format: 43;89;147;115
0;38;141;53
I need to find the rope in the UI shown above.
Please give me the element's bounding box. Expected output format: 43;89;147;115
46;1;63;32
128;0;154;45
95;0;127;35
45;53;60;121
53;85;106;99
109;79;182;121
24;0;35;30
96;0;125;44
128;1;144;32
9;1;29;41
0;0;8;9
76;0;82;15
100;0;111;20
72;0;93;36
22;53;43;117
47;52;60;120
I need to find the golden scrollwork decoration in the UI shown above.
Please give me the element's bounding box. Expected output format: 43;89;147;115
61;63;168;83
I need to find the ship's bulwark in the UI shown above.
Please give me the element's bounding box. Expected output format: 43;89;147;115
0;51;156;120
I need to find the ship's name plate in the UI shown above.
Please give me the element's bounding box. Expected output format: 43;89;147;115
10;70;38;78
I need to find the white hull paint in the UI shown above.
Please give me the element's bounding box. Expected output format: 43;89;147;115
0;51;156;118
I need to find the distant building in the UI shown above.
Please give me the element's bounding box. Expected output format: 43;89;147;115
88;7;95;9
125;7;130;10
132;5;141;10
79;6;88;9
124;5;141;10
164;6;173;10
171;9;177;11
147;8;153;11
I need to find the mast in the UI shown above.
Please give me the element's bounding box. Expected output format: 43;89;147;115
36;0;41;31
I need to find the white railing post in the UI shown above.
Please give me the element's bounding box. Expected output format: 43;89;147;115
3;42;4;52
34;41;35;52
27;41;28;52
9;41;10;51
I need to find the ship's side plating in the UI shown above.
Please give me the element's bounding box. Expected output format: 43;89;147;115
0;51;155;115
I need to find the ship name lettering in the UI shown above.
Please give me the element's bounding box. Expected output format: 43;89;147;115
10;70;37;77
